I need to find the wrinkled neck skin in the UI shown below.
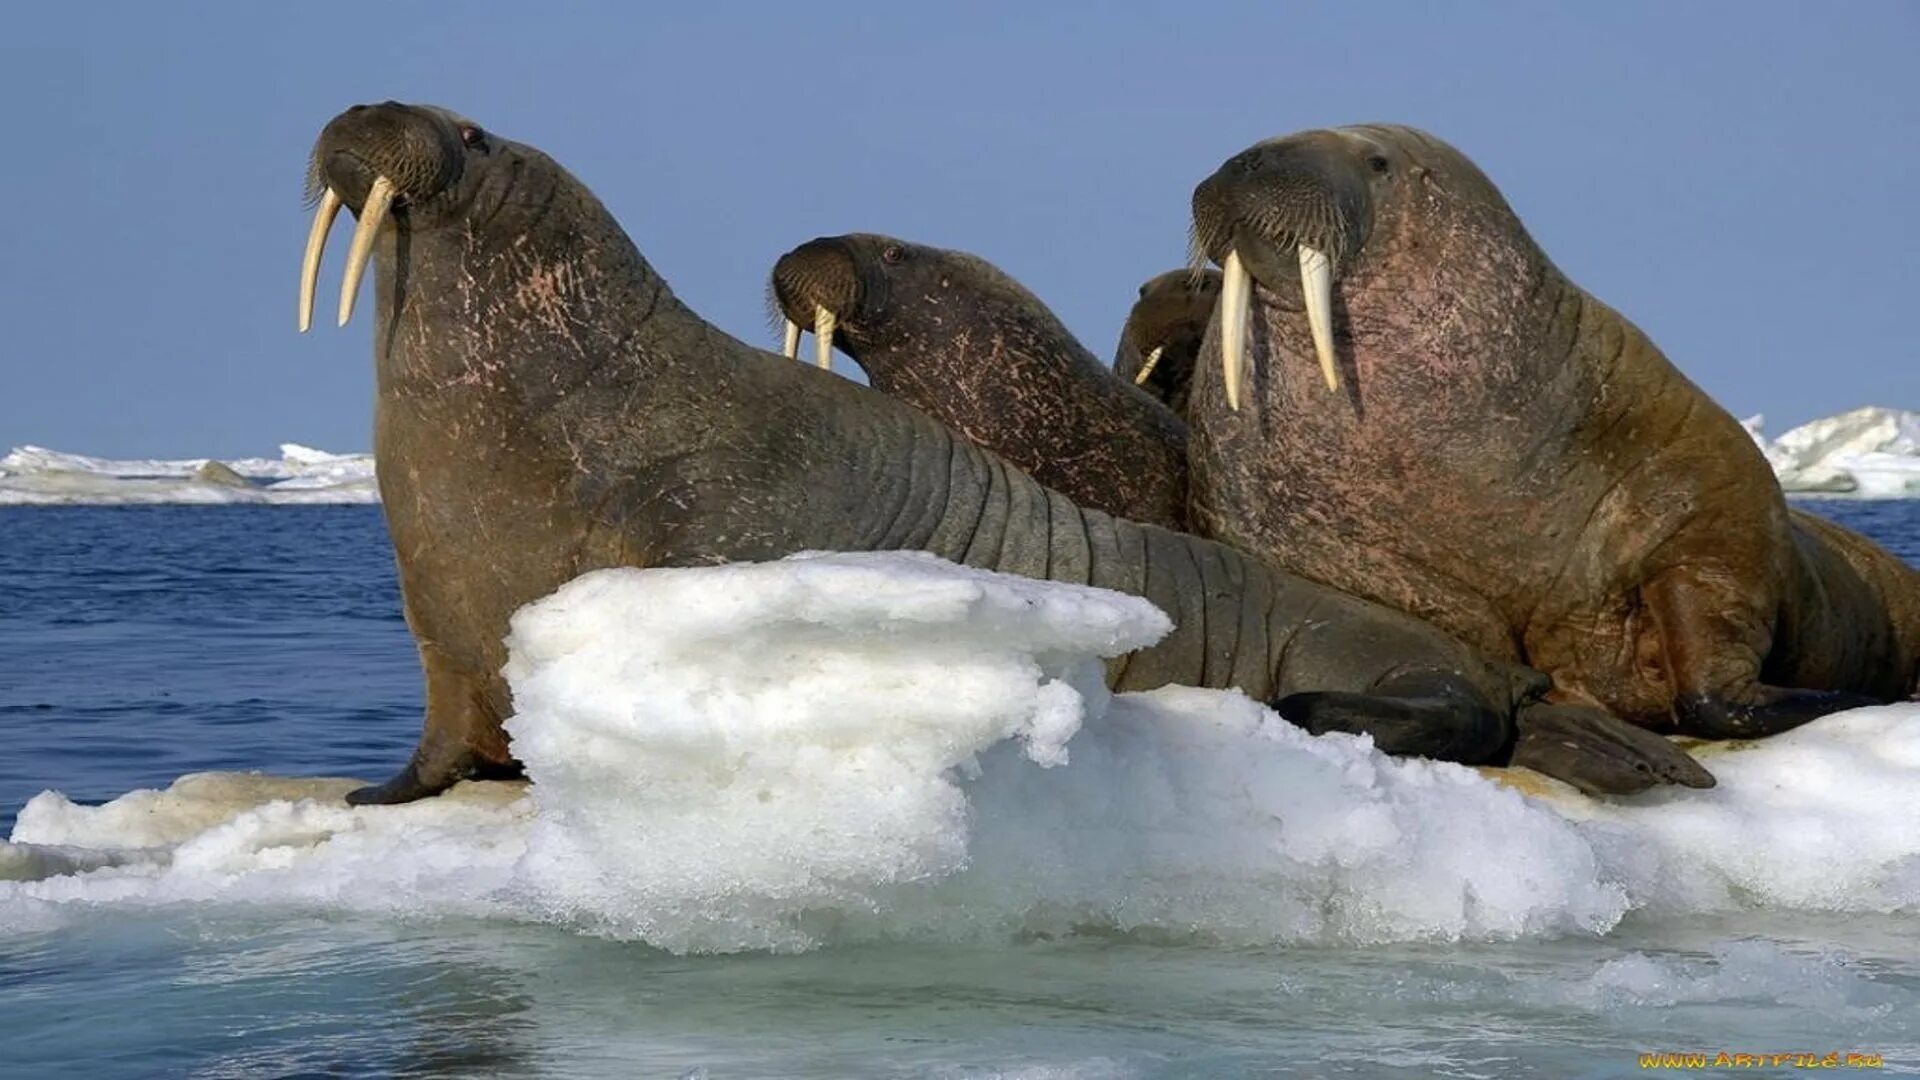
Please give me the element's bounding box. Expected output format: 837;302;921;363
1189;141;1703;654
841;266;1193;530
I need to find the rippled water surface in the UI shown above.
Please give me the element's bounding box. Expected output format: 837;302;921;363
2;503;1916;1078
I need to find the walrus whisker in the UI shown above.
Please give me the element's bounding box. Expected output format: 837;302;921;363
1299;243;1340;393
762;281;802;350
302;150;329;210
1186;225;1214;278
337;175;396;328
298;187;343;333
813;305;836;370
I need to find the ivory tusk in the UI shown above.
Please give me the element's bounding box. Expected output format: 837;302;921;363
1133;345;1164;385
1299;243;1339;392
1219;249;1249;411
298;187;343;333
813;305;836;370
337;175;396;328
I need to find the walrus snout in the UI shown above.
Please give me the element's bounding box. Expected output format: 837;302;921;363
1190;133;1374;267
299;102;469;333
771;237;862;369
311;103;464;210
1191;130;1380;407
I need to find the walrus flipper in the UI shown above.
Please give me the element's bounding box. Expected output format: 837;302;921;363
1511;703;1715;796
1273;668;1513;764
346;740;525;806
348;647;520;805
1673;688;1881;741
1645;571;1883;740
347;753;461;806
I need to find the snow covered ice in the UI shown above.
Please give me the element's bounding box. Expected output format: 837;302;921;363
5;552;1918;954
0;443;376;504
1745;406;1920;497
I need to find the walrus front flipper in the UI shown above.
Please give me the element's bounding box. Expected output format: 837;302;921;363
348;647;520;805
346;751;523;805
1511;703;1715;796
1274;668;1513;764
347;752;458;806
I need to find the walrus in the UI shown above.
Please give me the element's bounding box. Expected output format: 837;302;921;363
1112;269;1220;420
295;102;1707;804
769;235;1191;530
1185;123;1920;739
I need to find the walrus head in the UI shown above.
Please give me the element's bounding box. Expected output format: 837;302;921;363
1189;124;1524;410
768;234;1052;376
1115;269;1222;413
298;102;506;331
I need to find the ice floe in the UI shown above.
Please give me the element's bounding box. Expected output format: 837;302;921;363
0;443;376;505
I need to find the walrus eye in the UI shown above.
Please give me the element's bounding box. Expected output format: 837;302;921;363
460;125;488;151
881;244;905;265
1368;154;1391;175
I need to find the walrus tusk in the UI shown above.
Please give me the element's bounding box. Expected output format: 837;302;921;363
1132;345;1164;385
1299;243;1339;392
782;318;801;360
1219;249;1248;411
813;305;836;369
298;187;343;333
337;175;396;328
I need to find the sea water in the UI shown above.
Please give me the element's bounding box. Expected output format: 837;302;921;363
2;503;1917;1079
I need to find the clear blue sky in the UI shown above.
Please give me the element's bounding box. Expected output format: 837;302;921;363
1;2;1913;458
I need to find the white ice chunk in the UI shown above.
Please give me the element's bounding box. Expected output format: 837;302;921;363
1746;406;1920;497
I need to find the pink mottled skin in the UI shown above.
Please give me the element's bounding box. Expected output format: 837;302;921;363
1189;124;1920;732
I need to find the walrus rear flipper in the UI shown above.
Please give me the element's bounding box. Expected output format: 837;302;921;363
1646;571;1884;741
1273;668;1513;764
1511;703;1715;796
1673;688;1881;741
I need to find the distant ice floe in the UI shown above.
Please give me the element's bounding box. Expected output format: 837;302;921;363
5;406;1914;505
0;443;376;505
1744;406;1920;498
5;552;1918;952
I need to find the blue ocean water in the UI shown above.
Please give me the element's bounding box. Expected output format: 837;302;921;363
0;506;417;830
1;502;1917;1078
